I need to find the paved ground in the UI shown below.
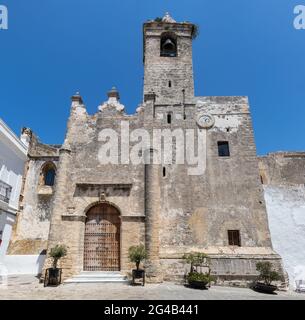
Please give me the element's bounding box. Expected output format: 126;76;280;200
0;275;305;300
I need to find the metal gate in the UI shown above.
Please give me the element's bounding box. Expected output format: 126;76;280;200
84;203;120;271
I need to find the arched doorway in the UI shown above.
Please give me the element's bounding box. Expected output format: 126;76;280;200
84;203;120;271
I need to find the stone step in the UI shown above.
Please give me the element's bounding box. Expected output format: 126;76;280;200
64;278;129;284
70;276;127;280
77;271;122;276
64;271;130;284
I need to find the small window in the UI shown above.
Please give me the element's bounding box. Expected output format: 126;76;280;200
168;81;172;88
44;168;56;186
228;230;241;246
40;162;56;187
260;175;264;184
218;141;230;157
163;167;166;177
167;113;172;124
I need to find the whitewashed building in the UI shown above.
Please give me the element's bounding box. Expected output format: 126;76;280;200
0;118;27;267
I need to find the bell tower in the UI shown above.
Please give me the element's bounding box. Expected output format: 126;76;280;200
143;13;195;105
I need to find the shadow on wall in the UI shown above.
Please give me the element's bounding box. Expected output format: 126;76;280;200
0;212;16;261
36;250;47;275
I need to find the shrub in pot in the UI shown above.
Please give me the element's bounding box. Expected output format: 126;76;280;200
44;244;67;287
128;244;147;284
253;261;281;294
187;272;213;289
183;252;213;289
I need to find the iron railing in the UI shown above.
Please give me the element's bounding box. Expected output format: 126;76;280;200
0;180;12;203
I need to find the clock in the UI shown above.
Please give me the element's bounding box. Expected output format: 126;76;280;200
197;113;215;129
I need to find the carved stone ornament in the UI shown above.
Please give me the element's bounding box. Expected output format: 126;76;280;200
99;192;106;202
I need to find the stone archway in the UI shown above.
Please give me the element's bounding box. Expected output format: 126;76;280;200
83;202;121;271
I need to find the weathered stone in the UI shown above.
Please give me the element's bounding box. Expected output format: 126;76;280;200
9;15;288;287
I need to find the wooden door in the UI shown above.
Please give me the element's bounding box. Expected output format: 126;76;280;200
84;203;120;271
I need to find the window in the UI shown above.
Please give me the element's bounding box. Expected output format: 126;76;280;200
168;81;172;88
160;33;177;57
40;162;56;187
0;180;12;203
228;230;241;246
167;113;172;124
260;175;264;184
163;167;166;177
44;168;55;186
218;141;230;157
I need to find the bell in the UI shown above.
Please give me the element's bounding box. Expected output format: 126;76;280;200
163;38;175;51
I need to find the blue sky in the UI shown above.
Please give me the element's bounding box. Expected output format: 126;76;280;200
0;0;304;155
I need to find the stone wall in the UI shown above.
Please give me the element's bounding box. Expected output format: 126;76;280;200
42;96;148;278
8;132;59;255
159;96;272;250
143;21;194;105
259;152;305;185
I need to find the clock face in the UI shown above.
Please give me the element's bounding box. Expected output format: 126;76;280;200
197;114;215;129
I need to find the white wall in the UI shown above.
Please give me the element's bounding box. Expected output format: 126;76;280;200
0;118;27;261
264;185;305;289
0;211;15;261
0;139;25;212
1;254;46;275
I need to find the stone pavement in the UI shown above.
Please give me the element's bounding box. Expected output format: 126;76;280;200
0;275;305;300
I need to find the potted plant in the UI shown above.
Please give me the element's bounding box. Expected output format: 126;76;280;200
128;244;147;285
183;252;213;289
252;261;281;294
187;272;212;289
44;244;67;287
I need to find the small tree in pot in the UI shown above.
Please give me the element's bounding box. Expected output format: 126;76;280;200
50;245;67;269
253;261;281;294
183;252;214;289
44;245;67;287
128;244;147;285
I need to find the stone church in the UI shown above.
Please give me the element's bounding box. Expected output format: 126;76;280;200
7;13;286;285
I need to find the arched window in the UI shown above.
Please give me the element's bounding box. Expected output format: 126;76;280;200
160;33;177;57
44;168;56;186
40;162;56;187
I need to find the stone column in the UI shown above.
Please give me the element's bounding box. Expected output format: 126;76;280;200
144;148;163;283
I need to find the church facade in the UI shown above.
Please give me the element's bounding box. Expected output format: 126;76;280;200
8;14;286;285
